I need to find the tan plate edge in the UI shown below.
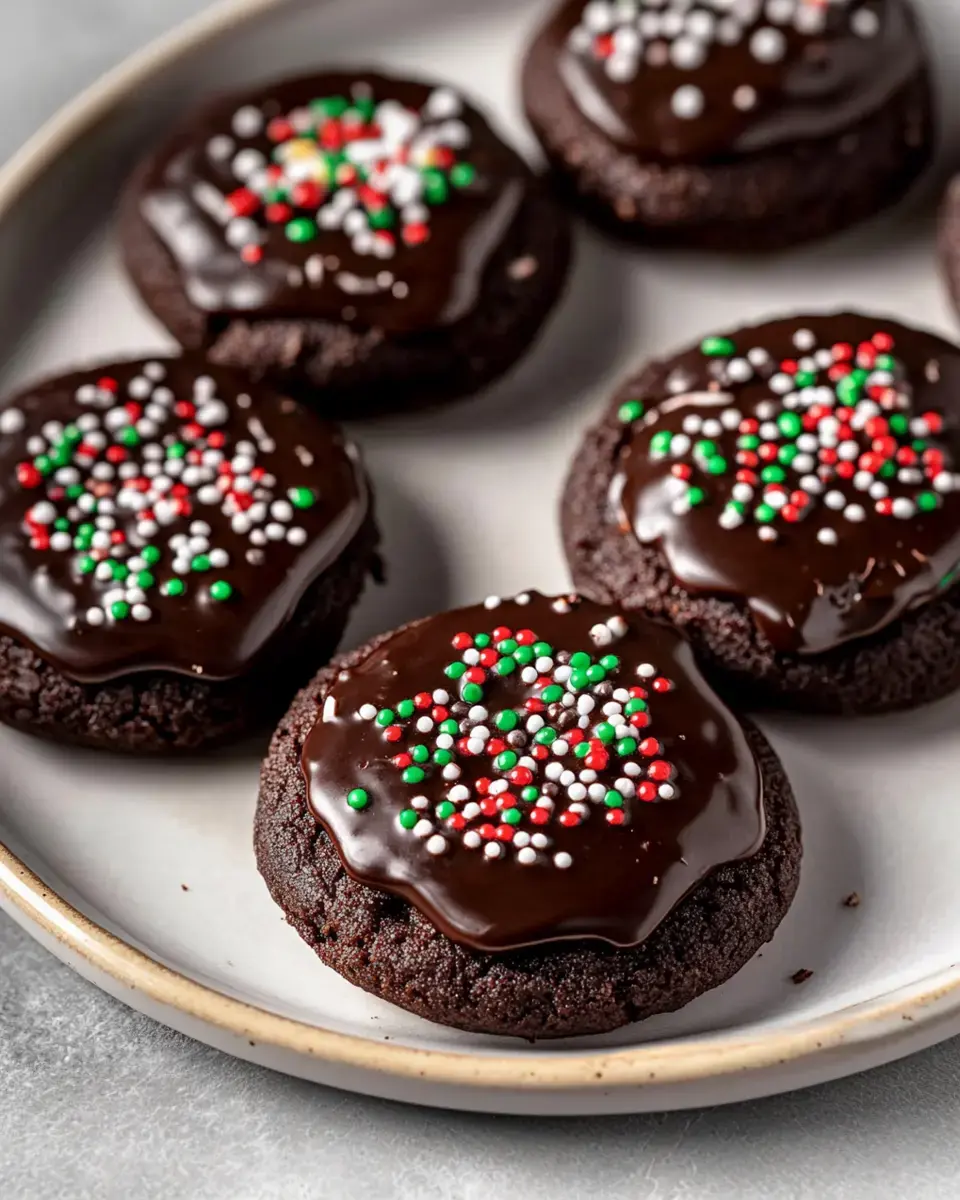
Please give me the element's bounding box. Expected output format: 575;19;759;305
0;0;959;1094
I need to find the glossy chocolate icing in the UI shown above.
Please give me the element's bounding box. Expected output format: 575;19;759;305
303;592;763;952
138;71;526;336
0;358;367;682
545;0;923;162
613;313;960;655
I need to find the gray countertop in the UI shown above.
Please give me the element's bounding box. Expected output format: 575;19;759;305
3;4;960;1198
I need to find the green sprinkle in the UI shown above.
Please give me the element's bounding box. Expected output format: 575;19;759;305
586;664;606;684
574;742;590;759
411;745;430;764
496;638;518;655
879;460;896;479
595;722;616;744
534;728;557;746
520;786;539;803
461;682;483;703
493;656;517;677
541;684;564;703
706;454;728;475
398;808;418;829
701;336;736;358
397;699;415;719
569;652;591;669
649;430;673;456
209;580;232;602
495;710;519;732
161;579;185;597
625;698;647;715
778;444;798;466
532;642;553;658
368;207;395;230
728;499;746;516
63;425;81;444
65;485;84;500
474;633;491;648
777;412;802;438
439;719;459;736
375;708;394;727
760;465;786;484
347;788;370;811
694;439;717;460
288;487;315;509
191;554;211;573
353;96;376;122
166;442;186;459
917;491;939;512
600;654;620;671
444;661;466;679
422;169;448;205
495;750;518;771
436;801;455;820
109;560;128;582
117;426;139;447
738;434;760;450
755;503;776;524
616;737;638;756
687;486;707;507
514;645;534;665
618;400;644;424
33;455;51;476
889;414;909;436
285;217;316;243
793;371;816;389
604;790;624;809
110;600;130;621
450;162;476;189
77;555;95;575
836;375;862;406
502;807;522;826
312;95;349;118
433;748;453;767
135;570;155;590
402;766;425;785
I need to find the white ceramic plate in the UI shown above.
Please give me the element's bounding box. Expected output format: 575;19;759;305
3;0;960;1115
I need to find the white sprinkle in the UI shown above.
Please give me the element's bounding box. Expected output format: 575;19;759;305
433;689;449;704
817;528;838;546
358;704;377;720
413;819;434;839
425;835;448;856
85;607;105;626
824;490;846;511
758;526;778;542
751;26;786;63
670;36;706;70
131;604;152;623
554;852;573;870
463;831;481;850
232;104;263;137
483;595;501;609
733;84;757;111
590;622;614;646
892;498;916;519
484;842;503;860
844;504;866;523
637;662;656;678
852;8;880;37
517;847;537;866
671;84;704;120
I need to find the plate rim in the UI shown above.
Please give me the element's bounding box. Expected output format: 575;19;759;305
1;0;960;1095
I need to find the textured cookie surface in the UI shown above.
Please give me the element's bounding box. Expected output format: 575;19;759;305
0;356;377;751
120;71;571;415
522;0;933;248
563;313;960;714
256;593;801;1038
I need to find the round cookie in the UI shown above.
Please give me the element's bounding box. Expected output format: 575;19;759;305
0;356;376;752
120;71;572;417
522;0;934;250
255;590;801;1039
563;313;960;714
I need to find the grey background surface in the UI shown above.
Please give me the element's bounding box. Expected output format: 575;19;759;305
1;3;960;1197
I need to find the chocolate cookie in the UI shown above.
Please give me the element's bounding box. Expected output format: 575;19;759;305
255;591;800;1039
0;356;376;752
522;0;933;249
563;313;960;714
120;71;572;417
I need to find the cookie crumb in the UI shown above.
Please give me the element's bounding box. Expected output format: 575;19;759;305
843;891;861;908
791;968;814;985
180;884;189;892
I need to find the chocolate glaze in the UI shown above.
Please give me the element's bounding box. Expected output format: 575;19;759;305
138;71;527;336
0;358;367;682
544;0;923;163
613;313;960;656
303;592;763;952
